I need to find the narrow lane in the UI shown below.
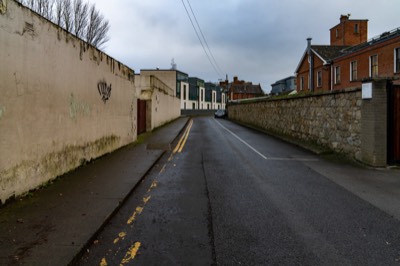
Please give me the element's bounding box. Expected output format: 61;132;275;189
78;117;400;265
204;117;400;265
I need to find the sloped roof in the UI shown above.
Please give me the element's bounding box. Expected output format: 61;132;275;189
229;83;263;94
312;45;349;61
295;45;349;73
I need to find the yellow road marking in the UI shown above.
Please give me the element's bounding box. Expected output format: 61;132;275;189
113;232;127;244
143;196;151;204
159;164;166;174
147;181;158;193
120;242;141;265
173;119;193;154
100;257;108;266
178;119;193;153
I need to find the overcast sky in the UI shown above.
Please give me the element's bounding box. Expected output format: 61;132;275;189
94;0;400;93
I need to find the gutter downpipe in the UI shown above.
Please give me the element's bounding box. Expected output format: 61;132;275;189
330;63;334;91
307;38;314;92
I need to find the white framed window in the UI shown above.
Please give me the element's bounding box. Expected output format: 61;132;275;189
350;61;358;81
395;47;400;73
317;71;322;87
335;66;341;84
300;77;304;90
370;54;378;78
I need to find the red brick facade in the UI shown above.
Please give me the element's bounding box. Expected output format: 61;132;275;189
220;76;264;100
330;15;368;46
296;15;400;92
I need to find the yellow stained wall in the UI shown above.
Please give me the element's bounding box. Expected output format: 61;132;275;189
0;0;137;203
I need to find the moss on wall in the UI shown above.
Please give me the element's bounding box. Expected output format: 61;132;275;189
0;135;120;204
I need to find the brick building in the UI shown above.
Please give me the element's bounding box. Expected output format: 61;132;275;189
220;76;264;101
296;15;400;92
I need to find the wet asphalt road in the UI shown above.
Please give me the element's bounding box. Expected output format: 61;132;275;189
77;117;400;265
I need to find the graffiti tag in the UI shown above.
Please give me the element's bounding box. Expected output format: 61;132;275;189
98;80;112;103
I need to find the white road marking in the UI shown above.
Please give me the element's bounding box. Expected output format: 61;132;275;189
214;119;318;162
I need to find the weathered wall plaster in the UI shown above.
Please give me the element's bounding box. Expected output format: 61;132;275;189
0;0;137;204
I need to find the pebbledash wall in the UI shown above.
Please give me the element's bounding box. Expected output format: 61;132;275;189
0;1;137;203
228;88;363;160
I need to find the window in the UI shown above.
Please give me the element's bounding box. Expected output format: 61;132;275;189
335;66;341;84
317;71;322;87
354;24;359;33
300;77;304;90
350;61;358;81
395;48;400;73
183;85;187;100
336;28;339;38
370;55;378;78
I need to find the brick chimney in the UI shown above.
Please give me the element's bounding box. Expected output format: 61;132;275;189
330;14;368;46
340;14;350;23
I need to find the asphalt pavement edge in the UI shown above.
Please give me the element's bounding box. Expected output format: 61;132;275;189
69;117;191;265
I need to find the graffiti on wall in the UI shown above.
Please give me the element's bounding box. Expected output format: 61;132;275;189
0;106;4;120
98;80;112;103
70;93;90;120
0;0;7;14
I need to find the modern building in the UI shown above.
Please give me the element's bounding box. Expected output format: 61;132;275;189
139;69;189;98
270;76;297;95
205;82;226;110
295;15;400;92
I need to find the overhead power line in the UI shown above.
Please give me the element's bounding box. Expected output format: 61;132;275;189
180;0;224;79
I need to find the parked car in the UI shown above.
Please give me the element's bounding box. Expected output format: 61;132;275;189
214;109;226;118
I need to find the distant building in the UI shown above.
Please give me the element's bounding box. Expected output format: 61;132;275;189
220;76;264;101
205;82;226;110
270;76;296;95
295;15;400;92
140;69;189;98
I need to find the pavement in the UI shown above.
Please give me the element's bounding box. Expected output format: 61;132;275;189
0;115;399;265
0;116;190;266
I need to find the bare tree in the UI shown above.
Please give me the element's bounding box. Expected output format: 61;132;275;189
22;0;54;20
54;0;64;28
86;4;110;49
16;0;110;50
73;0;88;39
62;0;73;33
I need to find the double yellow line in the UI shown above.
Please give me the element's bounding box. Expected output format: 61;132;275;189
173;119;193;154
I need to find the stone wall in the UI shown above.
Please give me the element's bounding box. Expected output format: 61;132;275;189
0;1;136;203
228;89;362;159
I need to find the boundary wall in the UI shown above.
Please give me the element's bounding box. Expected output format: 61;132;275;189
135;75;181;131
228;89;362;160
0;0;136;203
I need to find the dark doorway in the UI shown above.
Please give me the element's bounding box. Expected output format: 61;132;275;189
137;99;147;135
388;84;400;164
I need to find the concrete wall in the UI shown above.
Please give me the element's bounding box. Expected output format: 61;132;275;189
0;1;136;203
135;75;180;131
228;89;362;160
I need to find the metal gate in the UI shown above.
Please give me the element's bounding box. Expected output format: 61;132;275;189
388;84;400;164
137;99;147;135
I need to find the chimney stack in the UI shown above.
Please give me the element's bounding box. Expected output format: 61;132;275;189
307;37;312;54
